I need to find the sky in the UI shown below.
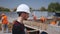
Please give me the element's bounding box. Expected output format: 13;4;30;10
0;0;60;10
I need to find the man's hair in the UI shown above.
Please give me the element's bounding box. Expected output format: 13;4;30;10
17;12;27;17
17;12;22;16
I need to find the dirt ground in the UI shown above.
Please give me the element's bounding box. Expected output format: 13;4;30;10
0;20;60;34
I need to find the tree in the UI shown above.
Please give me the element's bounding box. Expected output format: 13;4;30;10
4;8;10;12
0;7;4;11
40;7;47;11
13;8;17;12
30;7;34;12
0;7;10;12
48;2;60;12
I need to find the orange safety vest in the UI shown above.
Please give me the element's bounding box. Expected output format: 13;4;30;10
2;15;8;24
50;21;56;25
40;17;46;22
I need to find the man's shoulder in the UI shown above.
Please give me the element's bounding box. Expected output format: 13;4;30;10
13;20;19;24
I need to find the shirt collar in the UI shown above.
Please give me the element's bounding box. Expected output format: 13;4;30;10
17;17;23;23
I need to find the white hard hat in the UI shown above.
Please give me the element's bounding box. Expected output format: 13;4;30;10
16;4;30;14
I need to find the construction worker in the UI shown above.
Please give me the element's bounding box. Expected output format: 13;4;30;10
32;14;37;21
12;4;30;34
1;13;9;33
50;19;57;25
40;16;47;23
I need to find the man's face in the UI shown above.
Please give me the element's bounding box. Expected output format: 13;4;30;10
22;13;29;20
25;13;29;20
